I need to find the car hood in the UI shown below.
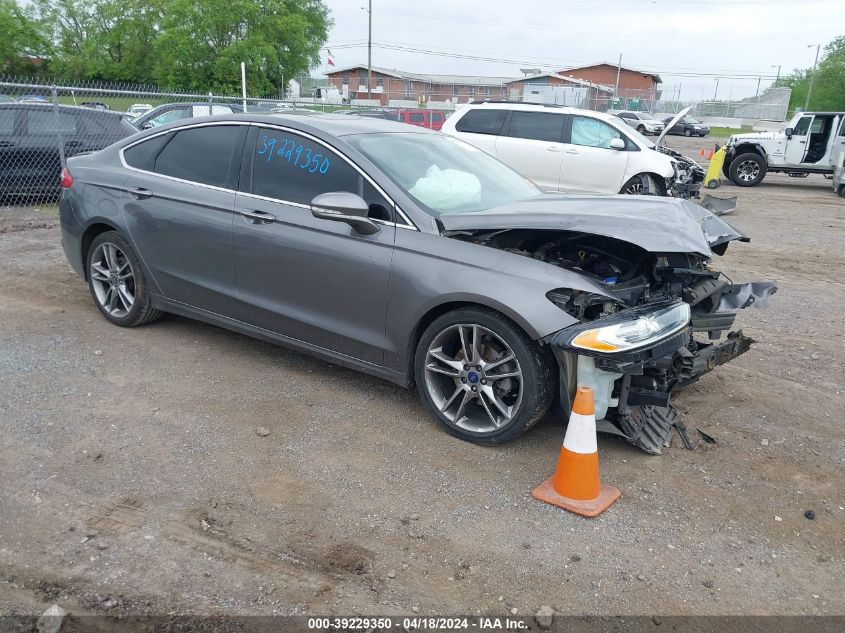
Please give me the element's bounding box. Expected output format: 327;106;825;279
656;105;693;146
729;131;779;143
439;194;748;257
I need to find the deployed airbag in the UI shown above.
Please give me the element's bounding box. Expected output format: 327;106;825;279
409;165;482;211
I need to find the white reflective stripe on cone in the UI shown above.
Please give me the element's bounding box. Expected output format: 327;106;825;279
562;412;598;454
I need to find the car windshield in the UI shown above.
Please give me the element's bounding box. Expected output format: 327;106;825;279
346;132;541;215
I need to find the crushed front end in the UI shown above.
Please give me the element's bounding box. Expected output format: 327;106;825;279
656;144;706;199
547;257;776;454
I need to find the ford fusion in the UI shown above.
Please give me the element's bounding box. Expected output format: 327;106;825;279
58;114;776;453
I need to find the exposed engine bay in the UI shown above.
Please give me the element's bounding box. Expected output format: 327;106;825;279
656;145;706;199
448;226;777;454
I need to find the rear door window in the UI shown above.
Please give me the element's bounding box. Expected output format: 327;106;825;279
249;128;392;220
0;109;16;135
25;109;77;136
504;111;565;143
454;109;508;135
153;124;245;188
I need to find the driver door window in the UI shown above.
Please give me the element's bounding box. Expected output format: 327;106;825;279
570;116;627;149
785;116;813;164
249;129;392;221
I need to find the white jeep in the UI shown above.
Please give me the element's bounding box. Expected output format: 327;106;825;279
723;112;845;186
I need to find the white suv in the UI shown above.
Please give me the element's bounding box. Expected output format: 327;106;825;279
615;111;665;135
440;102;703;197
723;111;845;186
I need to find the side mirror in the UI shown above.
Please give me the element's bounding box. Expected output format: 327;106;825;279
784;127;793;139
310;192;380;236
141;121;154;130
609;138;626;151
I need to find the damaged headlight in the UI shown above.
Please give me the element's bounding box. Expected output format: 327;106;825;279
562;302;690;353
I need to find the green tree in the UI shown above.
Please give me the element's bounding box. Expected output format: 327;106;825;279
783;36;845;112
152;0;331;95
35;0;160;83
0;0;51;75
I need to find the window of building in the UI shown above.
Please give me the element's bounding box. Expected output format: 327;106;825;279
454;109;509;135
153;125;243;188
504;111;565;143
342;74;350;85
376;76;384;88
250;128;392;221
452;85;460;96
404;81;412;99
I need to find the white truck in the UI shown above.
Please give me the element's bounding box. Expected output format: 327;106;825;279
723;111;845;186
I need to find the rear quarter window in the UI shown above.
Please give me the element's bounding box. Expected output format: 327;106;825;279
123;133;174;171
454;109;508;135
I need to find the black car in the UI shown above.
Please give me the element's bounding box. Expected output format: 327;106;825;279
662;115;710;137
131;102;244;130
0;103;137;198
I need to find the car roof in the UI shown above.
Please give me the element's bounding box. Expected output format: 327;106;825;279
456;100;626;126
229;112;434;137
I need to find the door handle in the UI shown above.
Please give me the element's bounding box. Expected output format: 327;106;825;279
564;148;579;154
239;209;276;224
128;187;153;199
546;145;561;152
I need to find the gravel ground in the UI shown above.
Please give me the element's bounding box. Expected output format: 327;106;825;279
1;136;843;623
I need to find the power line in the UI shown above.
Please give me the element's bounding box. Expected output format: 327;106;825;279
324;42;781;79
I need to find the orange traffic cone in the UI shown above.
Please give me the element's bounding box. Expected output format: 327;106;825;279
532;387;620;517
707;150;714;160
699;149;705;157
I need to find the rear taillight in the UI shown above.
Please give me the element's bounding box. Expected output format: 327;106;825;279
60;166;73;188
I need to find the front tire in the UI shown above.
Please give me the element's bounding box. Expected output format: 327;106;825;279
728;152;767;187
87;231;162;327
414;307;554;444
636;125;646;134
684;128;692;137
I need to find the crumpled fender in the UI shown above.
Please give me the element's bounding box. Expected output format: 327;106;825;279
717;282;778;311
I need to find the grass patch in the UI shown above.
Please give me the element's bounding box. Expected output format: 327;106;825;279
707;125;754;138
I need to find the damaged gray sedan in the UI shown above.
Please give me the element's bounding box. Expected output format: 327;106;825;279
58;114;775;453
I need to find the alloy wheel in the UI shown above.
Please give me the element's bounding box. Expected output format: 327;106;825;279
737;160;760;182
423;323;523;433
623;181;644;194
90;242;136;318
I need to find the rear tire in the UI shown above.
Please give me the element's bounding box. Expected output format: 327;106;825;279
637;125;646;133
414;307;554;444
684;128;692;137
86;231;162;327
728;152;767;187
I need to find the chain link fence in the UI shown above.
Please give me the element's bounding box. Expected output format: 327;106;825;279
0;75;794;223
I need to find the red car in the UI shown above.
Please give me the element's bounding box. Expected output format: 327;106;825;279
398;109;446;131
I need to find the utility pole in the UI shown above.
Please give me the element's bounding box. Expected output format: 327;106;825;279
613;53;622;105
367;0;372;101
771;64;781;86
805;44;820;111
713;77;720;101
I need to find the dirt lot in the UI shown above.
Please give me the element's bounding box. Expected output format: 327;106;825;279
1;135;844;625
